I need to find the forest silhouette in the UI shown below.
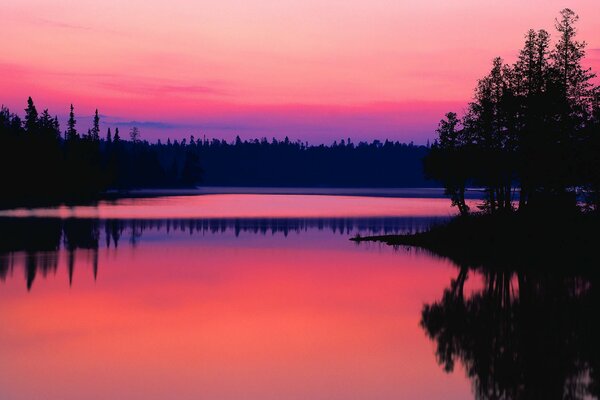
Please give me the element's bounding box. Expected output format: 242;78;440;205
351;10;600;396
0;102;202;206
353;9;600;267
425;9;600;215
1;99;431;208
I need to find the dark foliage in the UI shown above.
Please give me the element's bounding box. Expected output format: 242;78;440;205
352;212;600;269
1;99;434;207
0;101;201;207
352;212;600;399
425;9;600;214
192;136;430;187
421;264;599;399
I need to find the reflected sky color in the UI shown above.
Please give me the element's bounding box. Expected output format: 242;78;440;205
1;0;599;142
0;227;471;400
0;194;465;219
0;195;476;399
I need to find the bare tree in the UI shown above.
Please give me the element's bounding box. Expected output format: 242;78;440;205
129;126;140;143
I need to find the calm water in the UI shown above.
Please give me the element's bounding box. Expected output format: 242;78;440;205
1;194;597;399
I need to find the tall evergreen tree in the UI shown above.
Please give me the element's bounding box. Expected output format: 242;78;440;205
24;97;38;133
91;109;100;141
426;9;599;214
66;104;78;141
551;8;595;118
512;29;552;208
38;109;59;139
52;116;60;135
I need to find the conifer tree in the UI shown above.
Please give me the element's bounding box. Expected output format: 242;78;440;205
91;109;100;141
53;116;60;136
24;97;38;133
551;8;595;113
66;104;77;140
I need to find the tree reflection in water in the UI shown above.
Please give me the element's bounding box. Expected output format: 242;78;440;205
0;216;441;290
421;262;599;399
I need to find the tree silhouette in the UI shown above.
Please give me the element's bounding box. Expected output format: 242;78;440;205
129;126;140;143
425;9;599;214
424;113;470;215
90;109;100;141
23;96;38;134
66;104;77;141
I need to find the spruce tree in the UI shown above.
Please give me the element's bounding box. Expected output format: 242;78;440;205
53;116;60;137
24;97;38;133
66;104;77;140
91;109;100;141
38;109;55;138
551;8;596;122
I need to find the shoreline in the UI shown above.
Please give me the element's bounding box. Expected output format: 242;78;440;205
351;212;600;271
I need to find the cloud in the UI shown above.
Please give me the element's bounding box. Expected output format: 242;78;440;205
97;82;226;97
106;120;181;130
0;61;228;99
35;18;92;31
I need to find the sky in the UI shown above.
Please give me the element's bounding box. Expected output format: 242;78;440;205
1;1;599;144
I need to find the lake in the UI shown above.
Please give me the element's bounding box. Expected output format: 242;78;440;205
1;193;596;399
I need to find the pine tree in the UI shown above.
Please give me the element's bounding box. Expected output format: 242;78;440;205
66;104;78;140
113;127;120;142
38;109;55;138
106;127;112;143
91;109;100;141
53;116;60;136
551;8;596;120
24;97;38;133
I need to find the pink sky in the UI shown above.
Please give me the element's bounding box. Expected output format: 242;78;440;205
1;0;599;143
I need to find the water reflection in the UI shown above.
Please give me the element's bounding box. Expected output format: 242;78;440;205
0;216;443;290
421;262;600;399
3;211;597;399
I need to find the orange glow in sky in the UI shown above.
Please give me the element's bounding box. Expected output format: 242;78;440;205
1;0;599;142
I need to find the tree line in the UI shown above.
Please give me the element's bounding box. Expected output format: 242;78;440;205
425;9;600;215
1;98;434;207
194;136;430;187
0;100;202;206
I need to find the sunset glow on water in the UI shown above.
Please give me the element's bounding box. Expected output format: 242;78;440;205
0;195;473;399
0;194;464;219
3;0;600;397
